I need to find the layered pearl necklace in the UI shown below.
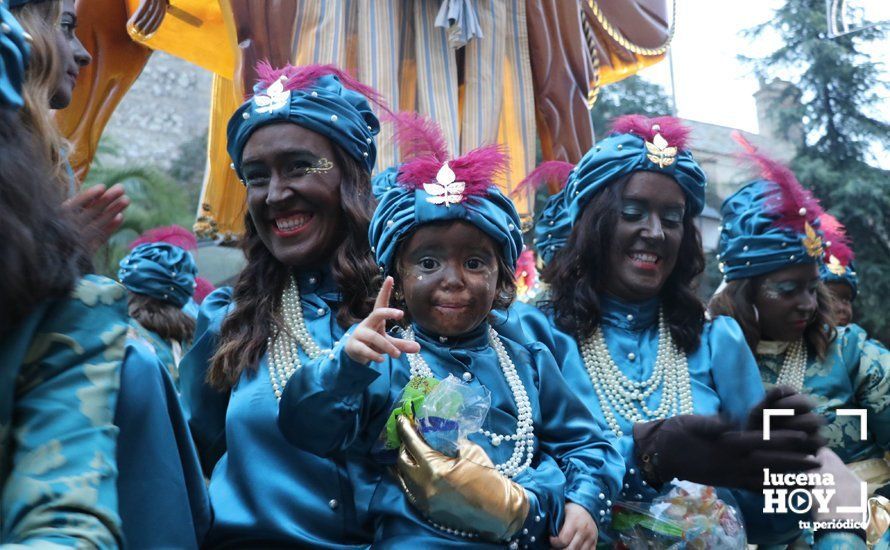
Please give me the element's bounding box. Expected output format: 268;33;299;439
580;309;693;437
402;326;535;479
267;276;325;400
774;338;807;391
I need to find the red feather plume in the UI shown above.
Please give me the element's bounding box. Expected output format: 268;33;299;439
611;114;691;151
388;111;508;198
512;161;574;197
130;225;197;251
731;131;824;231
819;213;855;266
254;61;390;112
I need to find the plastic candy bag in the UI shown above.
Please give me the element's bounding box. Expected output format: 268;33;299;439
610;480;746;549
415;374;491;457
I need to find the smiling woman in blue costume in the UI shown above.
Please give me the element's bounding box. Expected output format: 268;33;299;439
178;62;384;547
278;112;625;548
709;137;890;547
501;115;825;546
0;6;123;546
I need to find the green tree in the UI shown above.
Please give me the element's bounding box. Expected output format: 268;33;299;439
745;0;890;340
85;164;194;277
590;75;673;138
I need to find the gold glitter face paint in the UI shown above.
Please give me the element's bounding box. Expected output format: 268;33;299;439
306;157;334;174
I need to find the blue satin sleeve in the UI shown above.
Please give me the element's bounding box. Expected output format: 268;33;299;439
844;325;890;453
278;331;391;456
530;343;624;521
1;276;127;548
115;338;211;549
178;287;234;474
706;316;765;424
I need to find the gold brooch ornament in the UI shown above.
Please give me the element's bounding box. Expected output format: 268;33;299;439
826;254;846;276
645;132;678;168
423;162;466;207
306;158;334;174
802;221;824;258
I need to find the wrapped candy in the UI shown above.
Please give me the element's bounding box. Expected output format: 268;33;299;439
610;481;746;549
375;374;490;460
415;375;491;457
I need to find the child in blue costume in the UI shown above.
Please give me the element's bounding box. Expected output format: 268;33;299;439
278;113;624;549
499;115;824;546
0;10;123;546
710;136;890;547
119;236;200;387
178;63;386;547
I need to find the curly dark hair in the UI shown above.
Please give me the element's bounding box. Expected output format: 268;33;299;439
208;144;380;389
708;277;836;361
540;177;706;353
0;111;92;335
127;292;196;344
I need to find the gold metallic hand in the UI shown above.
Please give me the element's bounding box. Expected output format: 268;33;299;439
395;416;530;541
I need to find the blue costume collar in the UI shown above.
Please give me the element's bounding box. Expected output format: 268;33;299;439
411;321;490;351
599;294;660;332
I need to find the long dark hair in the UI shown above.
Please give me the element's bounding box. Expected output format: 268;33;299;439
541;178;706;353
127;293;196;344
208;144;379;389
0;110;92;334
708;277;836;360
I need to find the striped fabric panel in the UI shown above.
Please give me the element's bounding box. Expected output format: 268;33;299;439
414;0;460;156
291;0;347;66
461;0;506;153
356;0;402;172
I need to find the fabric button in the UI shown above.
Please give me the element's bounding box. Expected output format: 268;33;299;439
328;499;338;510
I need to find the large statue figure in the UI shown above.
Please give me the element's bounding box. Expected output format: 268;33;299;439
55;0;671;236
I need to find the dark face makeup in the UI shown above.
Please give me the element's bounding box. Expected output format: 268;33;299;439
754;263;820;341
243;123;344;268
602;171;686;302
397;221;500;337
825;281;853;327
50;0;92;109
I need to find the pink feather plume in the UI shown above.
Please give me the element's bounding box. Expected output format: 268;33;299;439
385;111;450;164
512;161;574;197
388;111;509;197
254;61;390;112
819;213;855;266
611;114;691;151
731;131;824;231
515;249;538;289
130;225;197;251
193;276;215;305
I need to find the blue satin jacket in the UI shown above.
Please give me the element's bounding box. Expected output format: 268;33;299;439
178;270;377;548
0;276;126;548
278;320;625;549
497;295;804;545
756;323;890;464
115;335;210;548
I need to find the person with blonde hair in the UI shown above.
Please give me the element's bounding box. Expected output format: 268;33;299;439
10;0;129;252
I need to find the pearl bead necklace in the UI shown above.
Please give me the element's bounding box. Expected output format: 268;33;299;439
267;276;326;400
580;309;693;437
402;326;535;479
775;338;807;391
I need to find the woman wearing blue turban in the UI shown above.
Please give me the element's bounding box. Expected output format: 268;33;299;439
710;137;890;547
1;6;125;546
178;62;386;547
500;115;823;546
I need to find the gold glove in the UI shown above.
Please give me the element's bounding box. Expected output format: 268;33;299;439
395;416;530;541
867;496;890;547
